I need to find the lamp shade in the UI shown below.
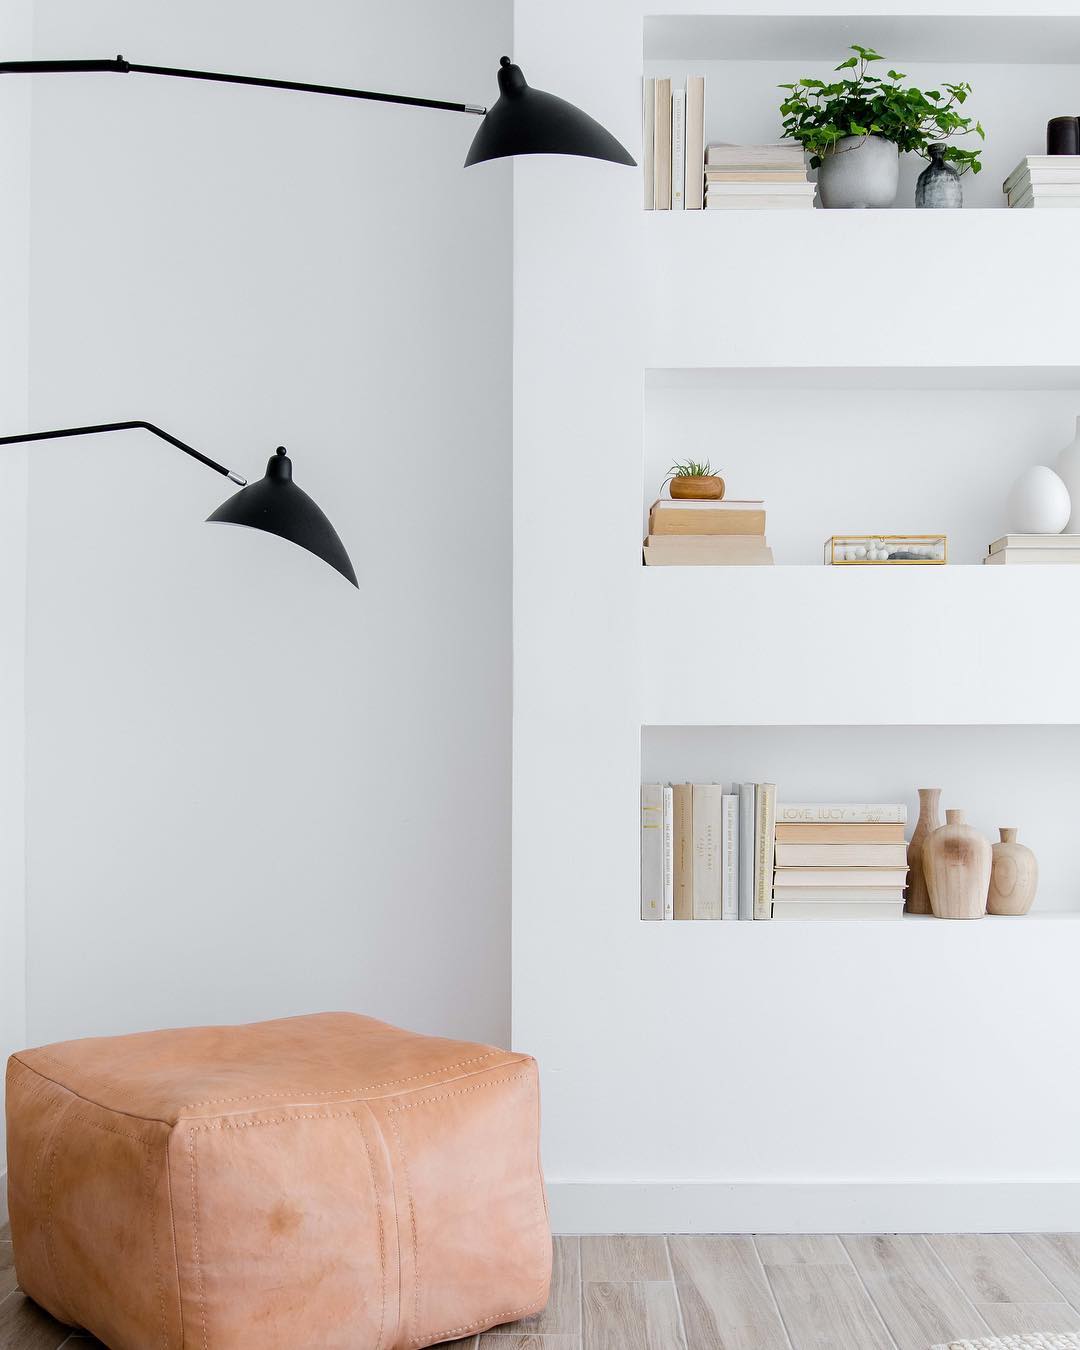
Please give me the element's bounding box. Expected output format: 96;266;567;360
207;446;357;586
465;57;635;168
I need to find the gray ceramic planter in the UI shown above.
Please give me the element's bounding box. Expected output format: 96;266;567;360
817;134;899;208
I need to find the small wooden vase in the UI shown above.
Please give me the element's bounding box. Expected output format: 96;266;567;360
670;475;725;500
923;809;991;920
988;828;1038;916
906;787;942;915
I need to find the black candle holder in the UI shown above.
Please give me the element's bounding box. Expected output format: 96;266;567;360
1047;116;1080;155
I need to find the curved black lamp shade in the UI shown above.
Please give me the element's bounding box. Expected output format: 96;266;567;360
208;447;358;587
466;58;635;168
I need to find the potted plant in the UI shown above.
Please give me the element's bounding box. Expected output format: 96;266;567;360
665;459;725;500
779;45;984;208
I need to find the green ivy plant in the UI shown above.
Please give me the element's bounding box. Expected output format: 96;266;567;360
779;45;985;173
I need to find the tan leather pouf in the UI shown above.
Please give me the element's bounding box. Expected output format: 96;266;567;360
6;1012;551;1349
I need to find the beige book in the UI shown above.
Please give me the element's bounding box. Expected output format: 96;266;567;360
772;898;904;920
984;548;1080;564
640;783;664;920
772;867;909;888
654;78;672;210
642;78;655;210
644;534;772;564
649;506;766;536
644;544;774;566
692;783;724;920
773;886;904;902
753;783;776;920
775;822;905;843
774;842;908;868
672;783;693;919
684;76;705;209
705;169;808;182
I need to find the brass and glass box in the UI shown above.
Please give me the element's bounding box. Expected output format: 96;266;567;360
824;534;948;564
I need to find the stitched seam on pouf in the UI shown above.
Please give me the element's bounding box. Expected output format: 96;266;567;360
181;1051;506;1109
355;1117;387;1350
383;1071;548;1347
186;1112;388;1348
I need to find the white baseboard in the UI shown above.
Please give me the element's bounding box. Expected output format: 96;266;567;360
547;1181;1080;1234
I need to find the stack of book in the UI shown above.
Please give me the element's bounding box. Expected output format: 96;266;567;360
640;782;776;920
643;498;774;566
705;143;814;210
1003;156;1080;208
771;804;909;919
984;534;1080;564
643;76;706;210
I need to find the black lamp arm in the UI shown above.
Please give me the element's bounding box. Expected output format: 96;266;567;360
0;420;248;485
0;56;488;116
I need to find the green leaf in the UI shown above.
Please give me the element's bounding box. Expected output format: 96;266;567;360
835;56;858;70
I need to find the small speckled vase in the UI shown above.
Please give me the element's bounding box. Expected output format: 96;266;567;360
915;143;962;208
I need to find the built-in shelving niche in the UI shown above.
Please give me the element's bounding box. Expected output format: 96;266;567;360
643;368;1080;564
642;724;1080;917
643;14;1080;209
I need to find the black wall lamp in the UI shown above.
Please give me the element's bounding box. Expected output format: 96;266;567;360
0;422;358;586
0;53;636;168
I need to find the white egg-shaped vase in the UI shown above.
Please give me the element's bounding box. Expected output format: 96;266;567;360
1056;416;1080;531
1007;465;1072;535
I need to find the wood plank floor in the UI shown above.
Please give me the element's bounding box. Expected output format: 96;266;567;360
4;1225;1080;1348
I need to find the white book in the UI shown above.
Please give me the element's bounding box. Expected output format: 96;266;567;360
991;534;1080;553
738;782;755;920
643;78;655;211
1004;155;1080;193
722;793;738;920
1011;194;1080;209
777;803;907;824
707;181;815;195
671;87;686;211
662;785;674;919
685;76;705;210
640;783;664;920
707;142;804;165
692;783;723;919
772;898;904;920
652;498;764;512
706;196;815;210
984;548;1080;563
773;886;905;902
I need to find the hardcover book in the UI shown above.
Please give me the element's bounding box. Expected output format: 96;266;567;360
692;783;723;920
640;783;664;920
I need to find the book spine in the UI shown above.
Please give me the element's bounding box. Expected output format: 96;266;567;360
754;783;776;920
777;804;907;824
671;87;686;210
672;783;693;920
692;784;723;919
654;78;672;209
684;75;705;209
738;782;754;920
662;785;674;920
640;783;664;919
643;78;655;211
722;793;738;920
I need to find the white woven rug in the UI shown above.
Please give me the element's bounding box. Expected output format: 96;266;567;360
931;1337;1080;1349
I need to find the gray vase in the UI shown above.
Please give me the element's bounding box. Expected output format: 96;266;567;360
915;143;962;208
816;135;899;209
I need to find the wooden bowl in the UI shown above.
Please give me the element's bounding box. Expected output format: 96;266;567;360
670;475;725;500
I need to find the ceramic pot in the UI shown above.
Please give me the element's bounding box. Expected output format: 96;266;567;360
816;135;899;209
906;787;942;915
670;476;725;500
1007;465;1071;535
923;809;991;920
915;144;962;208
988;828;1038;916
1055;416;1080;532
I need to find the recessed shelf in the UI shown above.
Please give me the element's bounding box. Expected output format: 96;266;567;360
646;367;1080;393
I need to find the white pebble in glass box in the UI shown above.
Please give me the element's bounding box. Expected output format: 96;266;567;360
825;535;948;564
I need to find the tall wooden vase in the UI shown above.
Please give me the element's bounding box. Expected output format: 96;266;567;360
906;787;942;915
987;828;1038;916
923;809;991;920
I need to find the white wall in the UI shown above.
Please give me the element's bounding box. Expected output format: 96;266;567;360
20;1;512;1048
0;0;33;1203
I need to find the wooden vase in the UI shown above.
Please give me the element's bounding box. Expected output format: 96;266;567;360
906;787;942;915
987;828;1038;916
923;809;991;920
670;475;725;500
